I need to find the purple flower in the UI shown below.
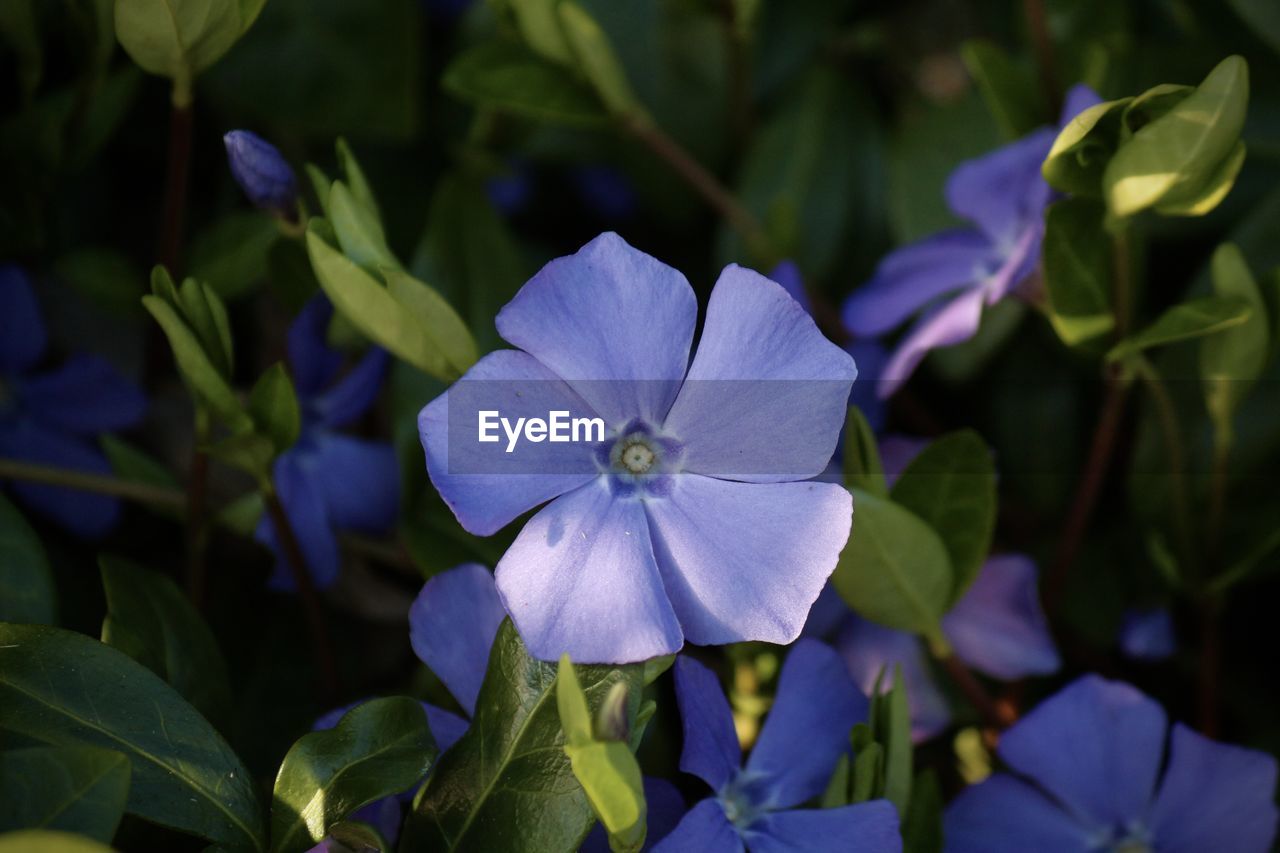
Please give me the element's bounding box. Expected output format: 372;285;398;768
843;86;1102;398
0;266;146;538
224;130;298;215
654;640;901;852
420;233;856;663
1118;607;1176;662
255;296;398;590
946;675;1279;852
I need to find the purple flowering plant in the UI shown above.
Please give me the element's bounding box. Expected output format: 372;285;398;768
2;8;1277;853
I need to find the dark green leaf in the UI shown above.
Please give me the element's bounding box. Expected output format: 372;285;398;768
831;489;952;635
877;668;912;817
188;212;280;301
890;430;996;603
960;39;1048;139
54;249;144;315
100;436;182;522
1228;0;1280;56
821;753;851;808
1202;244;1268;431
902;770;943;853
0;746;129;841
442;41;610;128
843;407;887;497
249;363;302;455
1108;296;1253;362
0;624;264;851
403;621;642;853
99;556;232;725
0;495;56;625
1042;198;1114;346
1042;97;1130;197
271;697;436;853
142;293;248;430
558;1;641;117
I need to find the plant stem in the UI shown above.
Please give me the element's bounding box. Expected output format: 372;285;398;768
937;651;1018;730
620;115;775;262
1023;0;1061;111
264;486;340;700
158;100;193;275
1207;429;1230;559
0;457;187;509
186;448;211;610
1132;356;1195;565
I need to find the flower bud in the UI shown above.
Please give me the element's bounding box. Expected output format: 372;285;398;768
224;130;297;215
596;681;630;743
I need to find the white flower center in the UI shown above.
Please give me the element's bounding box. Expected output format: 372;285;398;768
620;441;655;474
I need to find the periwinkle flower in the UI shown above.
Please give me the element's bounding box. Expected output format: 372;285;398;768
255;296;397;590
224;130;298;215
945;675;1279;852
654;640;901;852
1118;607;1176;662
843;86;1101;398
420;233;857;664
0;266;146;538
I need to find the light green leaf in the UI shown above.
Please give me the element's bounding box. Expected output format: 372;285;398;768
0;746;130;842
442;40;610;127
0;494;56;625
1155;141;1246;217
271;697;436;853
1104;56;1249;219
249;363;302;455
176;276;232;376
1042;198;1114;346
890;430;996;604
142;290;249;430
960;39;1047;139
509;0;574;64
382;268;478;379
335;138;381;229
843;406;887;497
556;656;594;746
0;624;265;851
207;429;276;481
1108;296;1253;362
0;830;118;853
831;489;952;635
1042;97;1130;197
1201;244;1268;431
114;0;243;88
329;181;399;273
99;556;233;725
558;2;642;117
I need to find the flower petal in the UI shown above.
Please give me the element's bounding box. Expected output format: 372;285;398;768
651;799;742;853
0;420;121;538
746;639;868;809
1148;723;1279;853
743;801;902;853
287;296;344;396
841;230;992;338
997;675;1166;830
1060;84;1103;126
846;339;888;431
768;260;811;314
944;129;1056;243
834;615;952;742
256;453;341;590
310;347;389;429
942;555;1060;680
408;563;506;716
425;704;471;754
674;656;741;791
0;265;47;374
419;349;600;537
494;480;682;663
308;433;399;532
663;265;856;482
495;232;696;426
800;583;848;639
877;286;986;399
1118;607;1176;662
944;774;1094;853
645;475;852;647
18;355;146;435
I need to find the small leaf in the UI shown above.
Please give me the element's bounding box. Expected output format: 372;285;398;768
890;430;996;603
902;770;943;853
831;489;952;635
0;746;130;842
442;40;610;127
382;268;478;379
556;656;594;746
877;667;912;817
0;830;117;853
1108;296;1253;362
329;181;399;273
821;753;852;808
1042;198;1114;346
176;276;232;376
960;39;1048;138
849;741;883;804
0;494;56;625
1042;97;1131;197
207;429;277;481
114;0;243;85
1201;244;1269;432
557;2;642;117
335;138;381;227
99;555;233;725
271;697;437;853
843;406;887;497
508;0;574;64
0;624;265;851
142;293;249;431
249;363;302;454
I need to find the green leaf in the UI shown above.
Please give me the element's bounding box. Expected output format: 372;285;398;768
0;746;130;841
54;248;144;315
329;181;399;273
0;0;42;102
960;39;1048;139
821;753;851;808
877;668;912;817
101;435;182;521
1042;198;1114;346
142;292;249;431
1152;141;1246;217
403;621;641;853
556;656;594;746
0;830;117;853
1104;56;1249;219
207;430;277;481
176;276;233;376
848;734;882;804
890;430;996;603
442;40;610;127
99;556;233;725
831;489;952;635
843;406;887;497
557;2;641;117
0;495;56;625
334;138;381;228
902;770;943;853
382;268;479;379
508;0;574;64
188;212;280;300
0;624;265;851
114;0;244;88
1042;97;1130;197
1228;0;1280;56
249;363;302;455
1108;296;1253;362
1202;244;1269;432
271;697;436;853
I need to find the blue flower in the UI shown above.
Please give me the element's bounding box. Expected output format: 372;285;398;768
654;640;901;852
420;232;857;663
1118;607;1176;662
255;296;398;590
945;675;1279;852
224;130;298;215
0;265;146;538
843;86;1101;398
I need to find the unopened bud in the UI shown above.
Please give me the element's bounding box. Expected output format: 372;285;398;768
224;130;298;215
596;681;630;743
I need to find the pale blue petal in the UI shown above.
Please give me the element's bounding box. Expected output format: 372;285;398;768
944;129;1056;244
944;774;1093;853
743;801;902;853
1059;85;1103;126
651;799;742;853
768;260;810;314
663;265;855;482
308;433;399;532
835;616;952;742
408;563;506;716
877;286;986;398
943;555;1060;680
645;475;852;648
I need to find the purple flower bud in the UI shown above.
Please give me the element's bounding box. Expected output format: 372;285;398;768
224;130;297;214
